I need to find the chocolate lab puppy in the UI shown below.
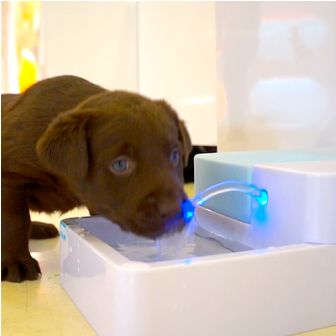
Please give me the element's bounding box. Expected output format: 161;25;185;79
2;75;191;282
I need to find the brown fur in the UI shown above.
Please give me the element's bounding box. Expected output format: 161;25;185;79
1;75;191;282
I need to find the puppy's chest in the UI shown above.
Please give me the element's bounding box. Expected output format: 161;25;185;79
26;179;83;213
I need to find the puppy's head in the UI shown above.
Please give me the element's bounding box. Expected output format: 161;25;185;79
36;91;192;238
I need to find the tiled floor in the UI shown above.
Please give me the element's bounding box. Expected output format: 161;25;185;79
2;184;336;335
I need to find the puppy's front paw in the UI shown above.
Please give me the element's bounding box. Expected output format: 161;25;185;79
2;255;41;282
30;221;59;239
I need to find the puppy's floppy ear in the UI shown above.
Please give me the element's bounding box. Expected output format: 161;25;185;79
177;119;192;166
157;100;192;167
36;108;93;179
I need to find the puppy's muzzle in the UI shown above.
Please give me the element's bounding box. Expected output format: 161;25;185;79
134;188;188;238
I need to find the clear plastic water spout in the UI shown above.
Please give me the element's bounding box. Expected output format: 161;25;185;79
182;180;268;223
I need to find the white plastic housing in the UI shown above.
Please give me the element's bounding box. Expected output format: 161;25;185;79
252;161;336;246
60;216;336;336
195;152;336;248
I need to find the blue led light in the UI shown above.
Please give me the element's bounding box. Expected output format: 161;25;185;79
254;206;267;223
182;181;268;225
254;189;268;207
182;200;195;223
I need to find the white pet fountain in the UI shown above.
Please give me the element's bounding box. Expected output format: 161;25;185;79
60;150;336;336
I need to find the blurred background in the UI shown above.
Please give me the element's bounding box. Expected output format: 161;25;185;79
2;1;336;164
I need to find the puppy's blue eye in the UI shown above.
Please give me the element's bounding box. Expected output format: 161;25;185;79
170;149;180;166
110;156;135;175
113;160;128;171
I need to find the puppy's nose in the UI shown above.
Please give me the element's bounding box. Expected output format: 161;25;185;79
158;200;182;219
156;189;187;221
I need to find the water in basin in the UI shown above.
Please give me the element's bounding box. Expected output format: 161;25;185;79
78;216;232;263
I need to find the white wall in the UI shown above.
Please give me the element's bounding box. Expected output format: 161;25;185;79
216;2;336;152
138;2;217;146
40;1;217;146
40;2;138;91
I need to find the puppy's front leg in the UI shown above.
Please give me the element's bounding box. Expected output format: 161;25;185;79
1;185;41;282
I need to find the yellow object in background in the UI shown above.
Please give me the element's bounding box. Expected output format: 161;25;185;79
18;48;38;92
8;1;41;92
